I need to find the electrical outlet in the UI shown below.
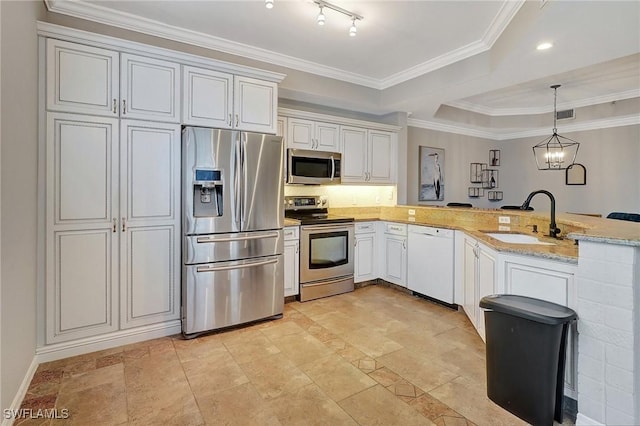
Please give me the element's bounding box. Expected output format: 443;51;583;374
498;216;511;224
408;217;416;222
408;209;416;216
498;225;511;231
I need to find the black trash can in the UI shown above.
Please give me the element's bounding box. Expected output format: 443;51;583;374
479;294;577;426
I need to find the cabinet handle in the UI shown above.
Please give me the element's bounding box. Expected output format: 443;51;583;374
296;243;299;254
354;239;358;247
228;114;232;126
113;218;117;233
403;240;406;250
122;217;126;232
235;114;239;127
122;99;127;115
112;98;117;114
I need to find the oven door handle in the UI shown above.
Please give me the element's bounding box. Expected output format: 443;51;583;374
302;276;352;288
196;258;277;273
302;225;353;232
196;232;280;244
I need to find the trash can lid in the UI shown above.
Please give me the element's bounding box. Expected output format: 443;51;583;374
479;294;577;325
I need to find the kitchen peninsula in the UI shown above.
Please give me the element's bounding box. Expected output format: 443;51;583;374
318;204;640;426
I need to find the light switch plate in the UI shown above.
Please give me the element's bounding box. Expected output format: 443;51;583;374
498;216;511;224
408;209;416;216
498;225;511;231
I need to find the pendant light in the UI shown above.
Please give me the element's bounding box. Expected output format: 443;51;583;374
532;85;580;170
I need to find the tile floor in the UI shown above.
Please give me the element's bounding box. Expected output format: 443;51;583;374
19;285;565;425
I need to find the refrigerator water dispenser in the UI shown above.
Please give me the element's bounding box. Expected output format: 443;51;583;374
193;169;222;217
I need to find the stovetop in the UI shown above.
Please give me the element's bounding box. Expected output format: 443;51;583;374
284;196;353;225
285;212;354;225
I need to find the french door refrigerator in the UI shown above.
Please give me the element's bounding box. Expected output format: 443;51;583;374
182;126;284;337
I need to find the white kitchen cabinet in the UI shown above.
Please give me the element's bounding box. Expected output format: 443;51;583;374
341;126;396;184
46;39;181;123
119;120;181;329
182;67;277;133
120;54;180;123
460;233;496;341
381;222;407;287
283;226;299;297
287;118;340;152
45;113;181;343
354;222;377;283
46;39;120;117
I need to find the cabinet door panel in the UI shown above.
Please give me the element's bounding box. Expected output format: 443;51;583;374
182;66;232;128
49;114;119;225
234;76;277;133
315;122;340;152
462;238;477;322
46;39;119;116
121;121;180;223
121;54;180;122
368;131;394;183
355;234;376;283
284;240;299;297
384;236;406;286
121;226;179;328
48;229;118;343
341;126;368;182
287;118;314;149
477;246;496;339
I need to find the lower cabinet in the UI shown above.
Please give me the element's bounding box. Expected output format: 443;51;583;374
283;226;299;297
381;223;407;287
460;232;497;341
354;222;377;283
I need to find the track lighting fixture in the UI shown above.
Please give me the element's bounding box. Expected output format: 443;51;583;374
312;1;363;36
265;0;273;9
317;7;325;26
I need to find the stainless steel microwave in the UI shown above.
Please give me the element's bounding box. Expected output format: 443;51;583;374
286;149;341;185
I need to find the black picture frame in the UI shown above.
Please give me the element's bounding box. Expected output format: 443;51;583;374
470;163;485;183
488;191;503;201
566;163;587;185
490;149;500;166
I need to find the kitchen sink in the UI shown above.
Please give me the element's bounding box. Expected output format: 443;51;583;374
484;232;556;245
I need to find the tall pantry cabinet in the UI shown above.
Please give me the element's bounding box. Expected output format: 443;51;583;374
44;39;181;344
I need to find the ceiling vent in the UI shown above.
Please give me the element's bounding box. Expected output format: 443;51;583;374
556;109;575;120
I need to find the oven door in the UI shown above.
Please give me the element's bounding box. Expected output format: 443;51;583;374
300;223;354;283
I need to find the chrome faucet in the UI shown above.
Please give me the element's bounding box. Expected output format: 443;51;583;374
521;190;561;238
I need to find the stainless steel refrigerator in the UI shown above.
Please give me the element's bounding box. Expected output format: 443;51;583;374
182;126;284;337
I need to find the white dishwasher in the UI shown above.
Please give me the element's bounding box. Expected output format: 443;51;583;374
407;225;455;304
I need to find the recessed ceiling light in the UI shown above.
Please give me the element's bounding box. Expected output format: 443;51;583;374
536;42;553;50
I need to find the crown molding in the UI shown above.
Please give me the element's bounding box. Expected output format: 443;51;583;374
279;107;401;132
44;0;523;90
408;114;640;140
447;89;640;116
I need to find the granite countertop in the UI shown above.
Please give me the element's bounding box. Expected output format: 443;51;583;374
325;205;640;263
284;218;301;227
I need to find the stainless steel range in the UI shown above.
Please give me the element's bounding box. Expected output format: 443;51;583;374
284;196;354;302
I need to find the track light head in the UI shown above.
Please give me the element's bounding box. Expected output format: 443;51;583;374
349;18;357;36
265;0;273;9
317;7;325;26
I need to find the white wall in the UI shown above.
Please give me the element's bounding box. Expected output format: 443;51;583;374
498;125;640;217
407;127;496;208
1;0;43;411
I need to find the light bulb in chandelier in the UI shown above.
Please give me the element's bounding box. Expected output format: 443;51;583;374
317;7;325;26
265;0;274;9
349;19;357;36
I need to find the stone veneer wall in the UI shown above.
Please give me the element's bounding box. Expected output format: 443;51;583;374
575;241;639;425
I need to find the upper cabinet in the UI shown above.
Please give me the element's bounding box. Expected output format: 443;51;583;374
341;126;396;184
183;66;277;134
287;118;340;152
46;39;180;123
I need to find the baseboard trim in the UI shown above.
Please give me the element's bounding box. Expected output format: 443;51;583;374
1;357;39;426
576;413;604;426
35;320;181;363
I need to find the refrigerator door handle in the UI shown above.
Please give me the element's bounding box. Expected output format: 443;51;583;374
234;134;242;229
239;132;246;229
196;232;280;244
196;257;277;273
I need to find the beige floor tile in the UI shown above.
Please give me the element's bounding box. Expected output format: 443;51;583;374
268;383;357;426
340;328;403;358
270;332;333;366
377;349;459;392
225;333;281;364
124;351;185;392
438;346;487;386
408;393;456;421
195;383;281;425
310;311;368;335
173;335;226;363
368;366;405;387
339;384;436;425
239;352;313;400
58;363;124;394
387;327;459;358
428;376;528;426
182;352;249;398
300;354;376;401
53;382;127;426
435;327;486;357
260;320;307;340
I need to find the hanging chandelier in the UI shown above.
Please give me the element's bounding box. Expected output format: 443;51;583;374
532;84;580;170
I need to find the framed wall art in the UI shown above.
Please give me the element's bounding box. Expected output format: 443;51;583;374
490;149;501;166
419;146;445;201
566;163;586;185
